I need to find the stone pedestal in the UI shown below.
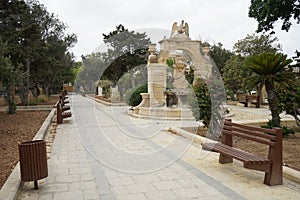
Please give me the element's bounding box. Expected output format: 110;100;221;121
97;87;103;96
147;63;167;106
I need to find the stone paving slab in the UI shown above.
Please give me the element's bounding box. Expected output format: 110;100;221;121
17;95;300;200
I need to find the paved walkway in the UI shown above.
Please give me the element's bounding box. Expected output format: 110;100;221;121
18;95;300;199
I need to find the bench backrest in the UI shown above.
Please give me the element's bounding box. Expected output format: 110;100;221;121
223;120;281;146
222;119;282;162
246;95;259;101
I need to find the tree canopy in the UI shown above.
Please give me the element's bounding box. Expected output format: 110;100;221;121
243;52;293;126
102;24;150;85
233;33;281;56
0;0;77;104
208;42;234;75
76;24;150;100
249;0;300;33
222;55;249;98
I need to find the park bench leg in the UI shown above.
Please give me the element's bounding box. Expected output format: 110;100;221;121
219;154;233;164
264;164;283;185
219;126;233;164
264;128;283;186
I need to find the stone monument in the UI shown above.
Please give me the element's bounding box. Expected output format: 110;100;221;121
130;20;214;120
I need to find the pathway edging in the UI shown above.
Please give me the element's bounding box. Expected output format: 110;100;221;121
0;109;56;200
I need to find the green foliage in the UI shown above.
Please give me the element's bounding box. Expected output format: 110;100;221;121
261;120;295;137
222;33;282;99
190;78;212;127
249;0;300;33
78;24;150;98
243;52;294;127
126;84;148;107
166;58;175;67
189;76;226;138
222;55;249;98
6;98;16;114
0;0;77;101
102;24;150;85
233;33;281;56
243;52;293;89
185;67;194;85
0;37;25;112
76;53;108;93
208;42;233;74
70;63;81;85
276;78;300;126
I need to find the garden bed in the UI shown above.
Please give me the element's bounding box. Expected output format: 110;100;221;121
0;110;50;189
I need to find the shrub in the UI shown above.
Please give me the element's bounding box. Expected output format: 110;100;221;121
189;76;227;138
189;78;211;127
127;84;147;107
261;119;295;137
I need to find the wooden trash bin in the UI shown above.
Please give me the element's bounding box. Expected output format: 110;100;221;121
18;140;48;189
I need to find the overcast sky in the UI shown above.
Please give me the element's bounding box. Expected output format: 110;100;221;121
39;0;300;61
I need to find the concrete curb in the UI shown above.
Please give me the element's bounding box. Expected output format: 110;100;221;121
0;108;56;200
169;126;300;184
86;95;127;106
0;105;54;112
283;166;300;184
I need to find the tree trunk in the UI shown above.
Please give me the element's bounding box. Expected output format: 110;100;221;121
257;84;262;105
24;58;31;104
19;86;28;106
44;85;50;97
265;80;280;127
9;84;15;103
130;70;136;88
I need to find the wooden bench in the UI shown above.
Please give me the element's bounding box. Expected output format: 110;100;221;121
246;95;260;108
238;94;260;108
202;119;283;186
56;102;72;124
59;95;69;105
239;95;260;108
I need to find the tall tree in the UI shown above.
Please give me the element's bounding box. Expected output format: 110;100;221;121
233;33;281;56
222;55;249;99
102;24;150;87
0;0;77;101
276;52;300;126
77;52;109;93
249;0;300;33
243;52;293;127
208;42;233;75
0;37;24;113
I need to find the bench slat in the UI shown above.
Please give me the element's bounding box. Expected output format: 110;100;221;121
202;143;270;163
222;129;276;147
224;121;278;135
223;125;277;141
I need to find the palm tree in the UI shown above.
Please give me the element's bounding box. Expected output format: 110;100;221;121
243;52;293;127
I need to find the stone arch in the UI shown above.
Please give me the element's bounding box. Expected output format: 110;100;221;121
157;38;213;80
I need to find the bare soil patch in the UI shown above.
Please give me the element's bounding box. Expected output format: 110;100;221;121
182;124;300;171
0;110;50;189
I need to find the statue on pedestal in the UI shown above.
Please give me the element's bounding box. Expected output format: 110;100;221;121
170;20;189;38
